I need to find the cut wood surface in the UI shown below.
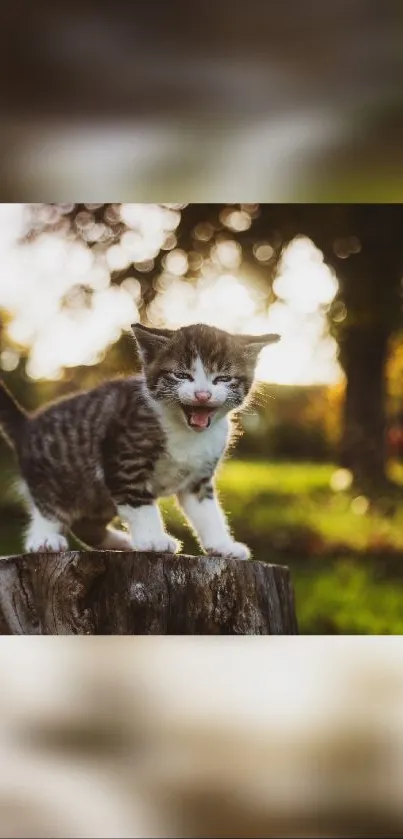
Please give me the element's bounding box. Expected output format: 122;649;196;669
0;551;298;635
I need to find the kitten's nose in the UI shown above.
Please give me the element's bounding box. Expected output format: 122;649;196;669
194;390;212;403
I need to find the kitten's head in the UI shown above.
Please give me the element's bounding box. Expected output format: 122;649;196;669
131;323;280;432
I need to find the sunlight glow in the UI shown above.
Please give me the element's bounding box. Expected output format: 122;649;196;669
0;205;139;380
26;288;138;381
148;274;256;333
212;240;242;269
163;249;188;276
157;238;341;386
0;206;341;385
274;236;339;314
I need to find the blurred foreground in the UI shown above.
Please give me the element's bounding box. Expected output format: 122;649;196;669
0;637;403;837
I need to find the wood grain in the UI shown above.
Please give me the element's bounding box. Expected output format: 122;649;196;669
0;551;298;635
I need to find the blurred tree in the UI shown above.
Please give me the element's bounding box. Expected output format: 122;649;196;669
321;208;403;491
272;205;403;492
247;205;403;491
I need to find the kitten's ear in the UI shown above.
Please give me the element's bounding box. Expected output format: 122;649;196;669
239;333;281;362
131;323;173;364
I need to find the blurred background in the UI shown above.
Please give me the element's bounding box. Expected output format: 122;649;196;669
0;636;402;837
0;1;403;201
2;203;403;634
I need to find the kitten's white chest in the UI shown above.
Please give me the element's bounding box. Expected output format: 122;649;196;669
152;417;228;497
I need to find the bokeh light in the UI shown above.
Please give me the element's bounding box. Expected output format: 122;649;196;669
0;205;341;385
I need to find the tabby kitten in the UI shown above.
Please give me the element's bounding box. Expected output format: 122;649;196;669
0;323;279;559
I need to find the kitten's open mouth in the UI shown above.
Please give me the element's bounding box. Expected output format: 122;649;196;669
182;406;216;431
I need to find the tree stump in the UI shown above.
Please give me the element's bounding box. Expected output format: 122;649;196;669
0;551;298;635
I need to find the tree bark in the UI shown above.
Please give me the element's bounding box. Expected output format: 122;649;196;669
0;550;298;635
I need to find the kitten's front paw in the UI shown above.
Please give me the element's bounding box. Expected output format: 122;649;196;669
206;541;251;561
132;534;180;554
26;534;69;553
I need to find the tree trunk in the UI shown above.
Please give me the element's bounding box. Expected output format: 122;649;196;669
0;551;298;635
314;207;403;495
339;325;389;490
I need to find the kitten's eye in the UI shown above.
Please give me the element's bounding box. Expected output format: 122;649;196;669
161;369;194;382
213;375;233;384
176;372;194;381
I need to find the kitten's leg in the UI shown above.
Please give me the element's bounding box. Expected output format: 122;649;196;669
177;480;250;561
25;504;68;553
117;502;179;554
107;452;179;553
72;516;133;551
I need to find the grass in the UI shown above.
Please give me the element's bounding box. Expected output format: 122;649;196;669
295;561;403;634
162;460;403;556
2;458;403;634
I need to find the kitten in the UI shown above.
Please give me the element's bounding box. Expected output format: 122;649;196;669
0;323;279;559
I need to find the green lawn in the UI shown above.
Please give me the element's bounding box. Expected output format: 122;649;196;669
162;460;403;556
2;458;403;634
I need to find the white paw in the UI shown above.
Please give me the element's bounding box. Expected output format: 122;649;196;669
206;541;251;561
132;534;180;554
26;534;69;553
100;528;133;551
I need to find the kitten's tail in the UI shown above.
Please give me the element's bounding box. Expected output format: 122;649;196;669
0;380;28;449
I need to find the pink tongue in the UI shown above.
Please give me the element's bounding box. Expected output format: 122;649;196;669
190;410;210;428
